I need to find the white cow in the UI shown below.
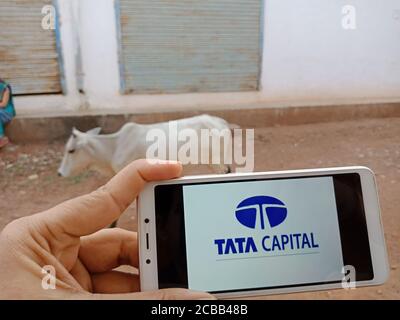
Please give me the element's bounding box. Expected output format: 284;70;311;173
58;114;235;177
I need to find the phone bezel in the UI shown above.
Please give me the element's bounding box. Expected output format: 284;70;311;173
137;166;389;298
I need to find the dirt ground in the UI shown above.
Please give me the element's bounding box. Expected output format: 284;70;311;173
0;117;399;299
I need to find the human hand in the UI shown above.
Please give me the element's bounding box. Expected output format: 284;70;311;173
0;159;214;300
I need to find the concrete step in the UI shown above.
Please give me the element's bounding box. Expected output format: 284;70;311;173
6;102;400;143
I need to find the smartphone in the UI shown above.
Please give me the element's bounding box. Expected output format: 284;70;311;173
137;166;389;298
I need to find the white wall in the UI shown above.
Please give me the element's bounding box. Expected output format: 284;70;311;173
16;0;400;117
78;0;120;106
261;0;400;102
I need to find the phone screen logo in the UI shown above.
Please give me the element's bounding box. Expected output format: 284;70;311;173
235;196;287;229
215;196;319;255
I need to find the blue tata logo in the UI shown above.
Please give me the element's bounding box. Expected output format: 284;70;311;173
214;196;319;255
235;196;287;229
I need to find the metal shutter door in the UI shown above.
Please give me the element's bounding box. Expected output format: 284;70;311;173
118;0;262;94
0;0;62;95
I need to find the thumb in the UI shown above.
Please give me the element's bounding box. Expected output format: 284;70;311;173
90;288;216;300
38;159;182;237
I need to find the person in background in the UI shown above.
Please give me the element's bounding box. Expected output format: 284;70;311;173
0;78;16;148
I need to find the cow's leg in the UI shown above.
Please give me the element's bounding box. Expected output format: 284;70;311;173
213;164;230;174
221;164;231;174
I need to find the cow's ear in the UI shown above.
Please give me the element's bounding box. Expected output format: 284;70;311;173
72;127;80;137
86;127;101;135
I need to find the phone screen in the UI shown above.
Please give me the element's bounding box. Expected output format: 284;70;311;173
154;173;374;293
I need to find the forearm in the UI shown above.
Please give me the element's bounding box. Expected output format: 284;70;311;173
0;88;10;107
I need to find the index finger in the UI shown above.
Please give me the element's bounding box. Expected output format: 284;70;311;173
41;159;182;237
